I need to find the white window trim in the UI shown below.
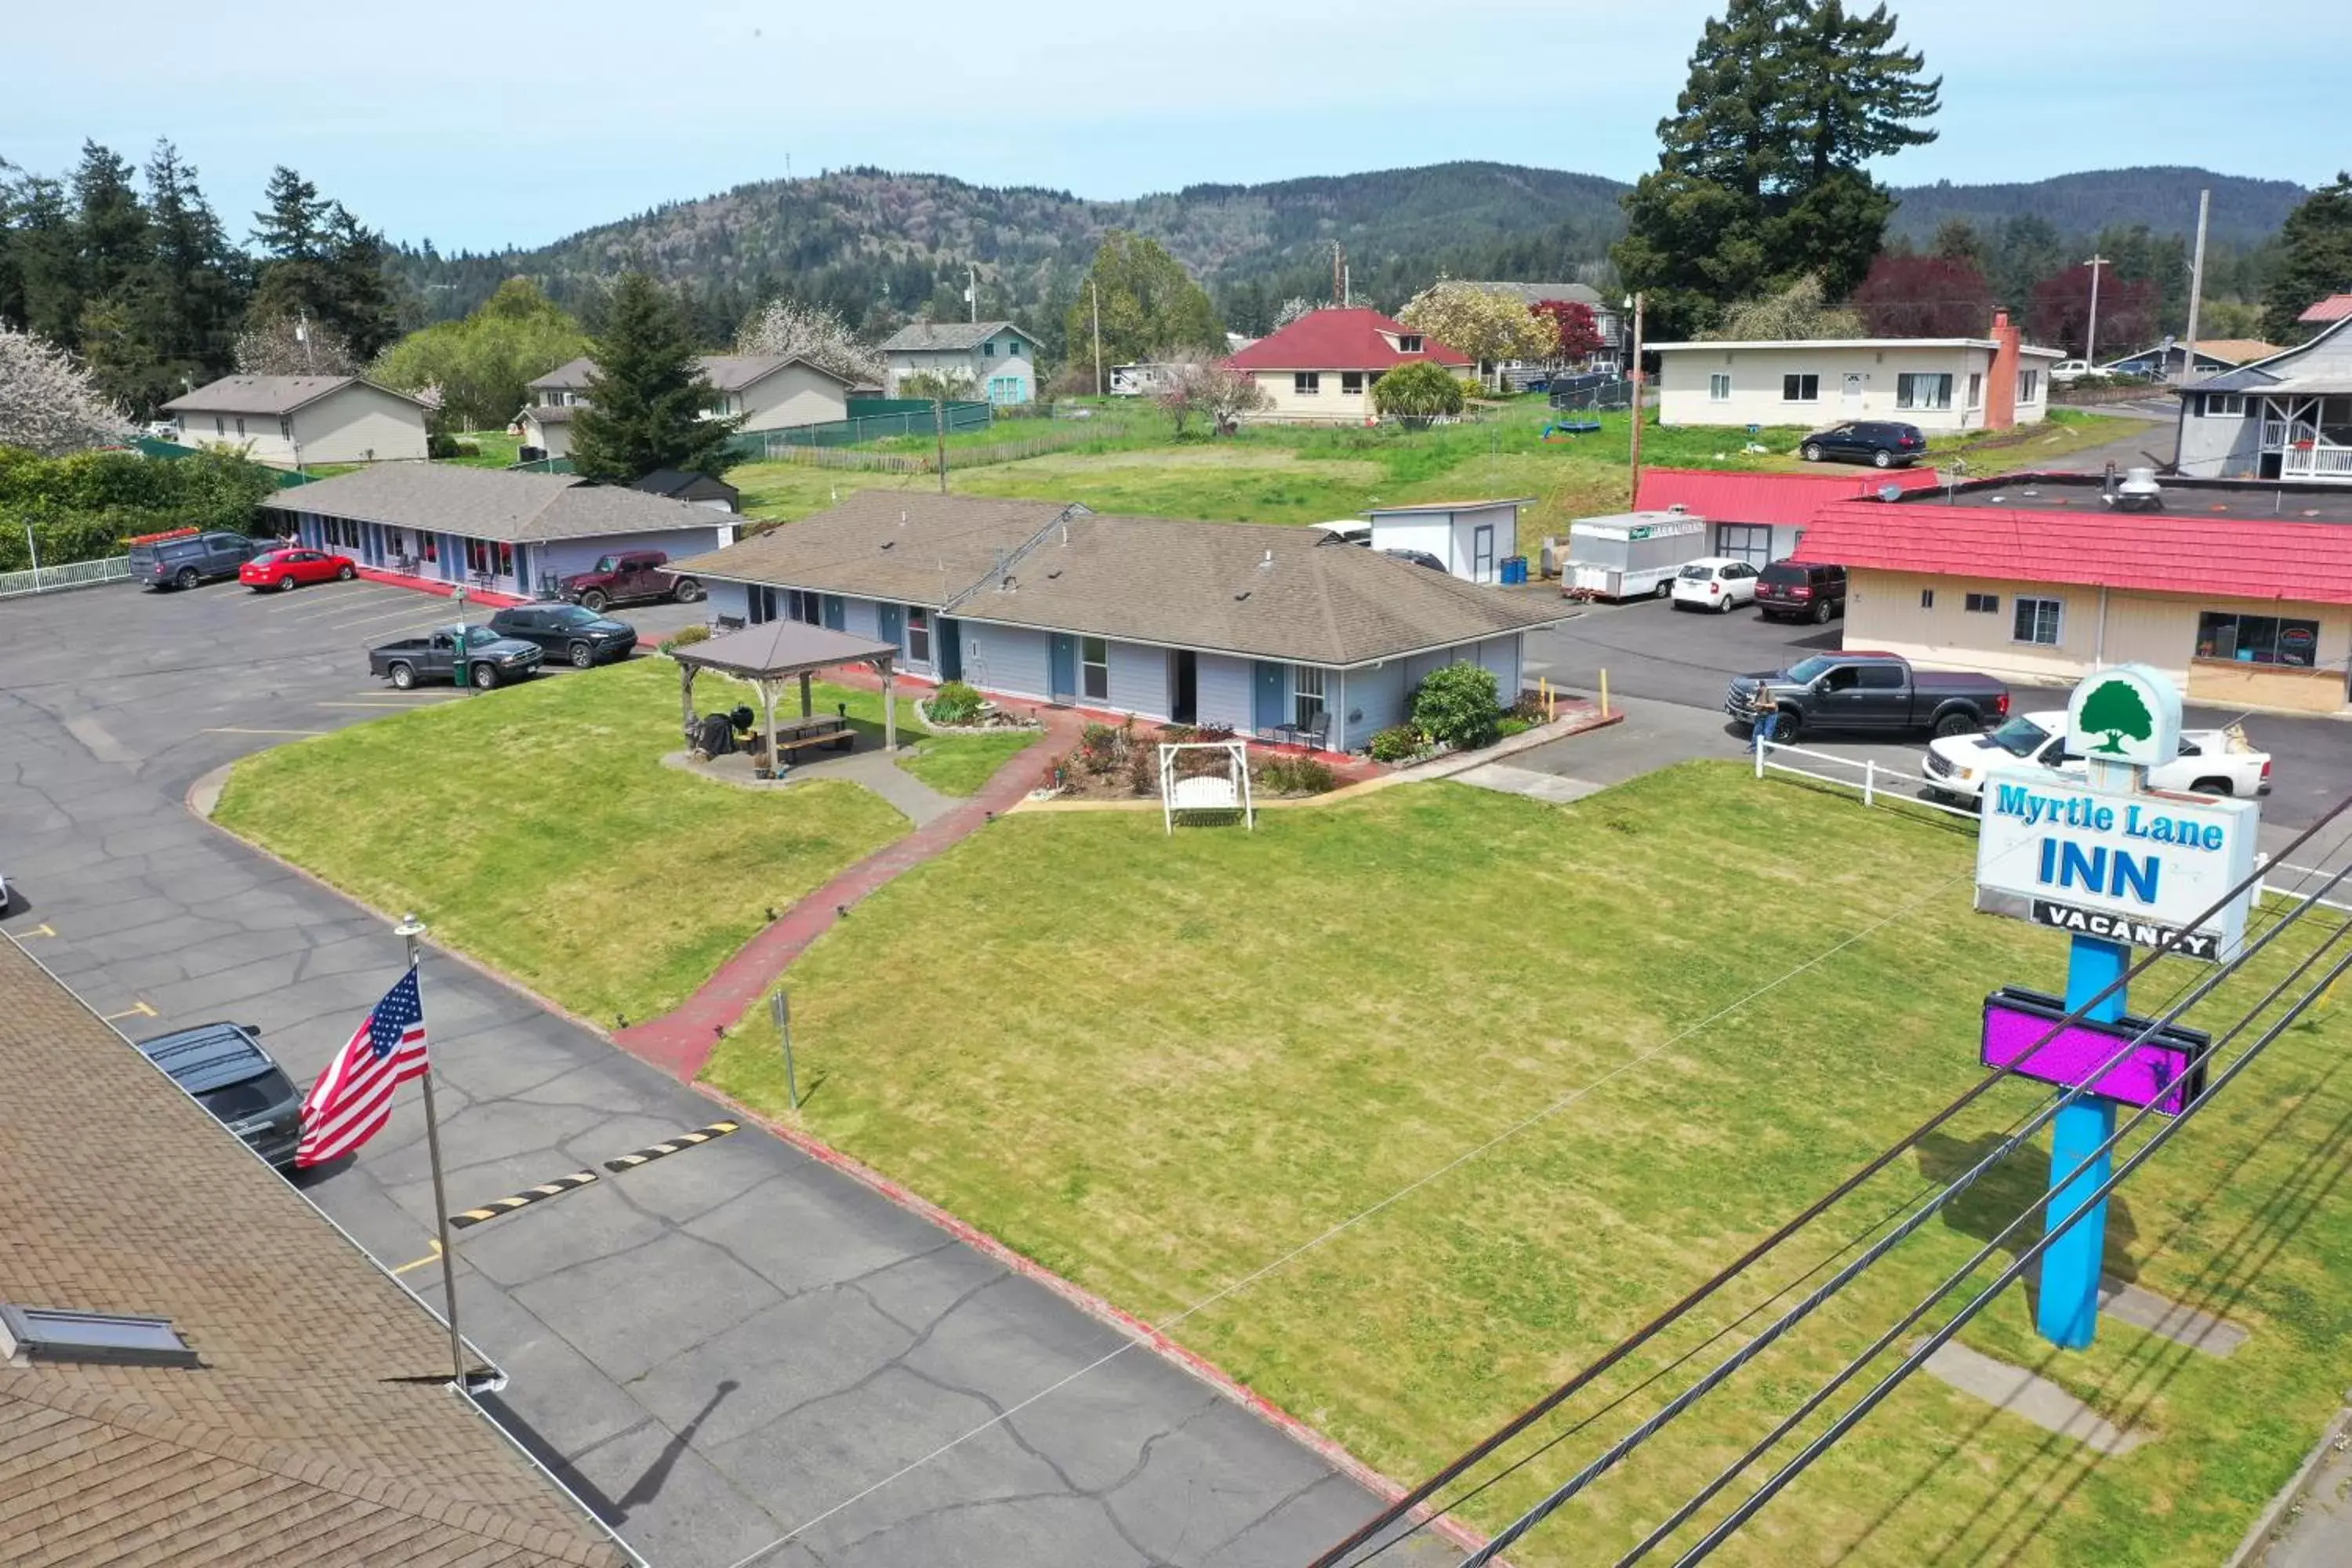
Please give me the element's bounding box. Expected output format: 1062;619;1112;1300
1294;372;1320;396
2202;392;2245;418
1708;372;1732;402
2013;595;2065;647
1080;635;1109;701
1782;374;1820;403
1293;665;1327;731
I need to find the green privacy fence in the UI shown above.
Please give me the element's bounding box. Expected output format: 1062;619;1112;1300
726;401;993;459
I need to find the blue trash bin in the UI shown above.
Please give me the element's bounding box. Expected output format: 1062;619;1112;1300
1500;555;1529;585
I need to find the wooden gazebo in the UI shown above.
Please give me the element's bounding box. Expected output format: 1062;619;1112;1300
670;621;901;767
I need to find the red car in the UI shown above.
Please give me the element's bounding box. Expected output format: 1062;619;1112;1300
239;547;358;592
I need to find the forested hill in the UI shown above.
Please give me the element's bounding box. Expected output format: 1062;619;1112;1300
389;160;2301;350
1886;166;2306;247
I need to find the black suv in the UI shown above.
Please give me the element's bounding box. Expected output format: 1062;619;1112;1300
129;530;267;589
488;604;640;668
135;1022;303;1168
1800;420;1926;469
1754;561;1846;623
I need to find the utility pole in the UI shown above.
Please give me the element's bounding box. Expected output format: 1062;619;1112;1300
2083;255;2111;367
967;263;978;325
2179;189;2211;386
1332;242;1343;308
1090;280;1103;398
1627;292;1646;499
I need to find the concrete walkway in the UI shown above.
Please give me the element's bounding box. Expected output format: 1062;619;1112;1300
613;710;1080;1080
660;746;964;827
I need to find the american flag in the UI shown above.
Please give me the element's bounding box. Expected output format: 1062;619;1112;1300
296;967;430;1167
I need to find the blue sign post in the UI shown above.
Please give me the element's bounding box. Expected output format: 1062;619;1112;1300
2037;935;2128;1348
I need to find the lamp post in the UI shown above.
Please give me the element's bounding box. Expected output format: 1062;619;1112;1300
1625;292;1646;498
452;583;470;691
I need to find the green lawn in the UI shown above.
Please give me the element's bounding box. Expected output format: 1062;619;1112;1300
802;677;1042;796
443;430;524;469
212;659;914;1025
729;400;2132;545
703;764;2352;1566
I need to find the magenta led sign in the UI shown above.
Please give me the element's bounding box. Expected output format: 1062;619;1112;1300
1980;986;2210;1116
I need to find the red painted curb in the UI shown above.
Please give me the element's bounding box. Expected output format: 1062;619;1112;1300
693;1079;1500;1562
355;565;532;608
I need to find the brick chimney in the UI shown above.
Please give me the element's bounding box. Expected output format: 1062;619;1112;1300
1985;309;2020;430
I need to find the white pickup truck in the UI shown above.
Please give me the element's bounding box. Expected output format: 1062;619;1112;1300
1923;710;2271;804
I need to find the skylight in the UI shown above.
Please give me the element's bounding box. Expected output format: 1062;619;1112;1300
1;1305;200;1369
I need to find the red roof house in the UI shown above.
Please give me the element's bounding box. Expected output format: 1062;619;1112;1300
1225;308;1472;423
1629;466;1940;564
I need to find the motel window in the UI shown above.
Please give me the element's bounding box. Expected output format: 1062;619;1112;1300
906;606;931;664
234;416;246;437
465;538;492;574
1920;588;1935;609
1708;372;1732;402
2201;392;2245;417
1398;335;1423;353
1782;373;1820;402
1294;666;1327;733
497;542;514;578
2013;596;2063;647
420;532;437;563
1896;373;1953;410
1294;372;1320;396
2197;611;2318;667
1341;372;1364;394
1965;592;2000;615
1967;372;1983;408
1080;636;1109;701
2017;370;2041;404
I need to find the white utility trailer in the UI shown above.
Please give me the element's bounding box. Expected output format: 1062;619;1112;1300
1563;509;1710;601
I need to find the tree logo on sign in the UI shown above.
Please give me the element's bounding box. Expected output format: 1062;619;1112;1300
2078;677;2154;755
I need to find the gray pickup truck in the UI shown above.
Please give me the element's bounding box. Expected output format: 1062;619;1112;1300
1726;651;2009;742
129;530;267;590
368;624;544;690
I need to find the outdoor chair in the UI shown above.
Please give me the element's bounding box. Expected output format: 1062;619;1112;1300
1293;713;1331;753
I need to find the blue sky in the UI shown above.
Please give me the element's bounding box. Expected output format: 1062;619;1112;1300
13;2;2348;253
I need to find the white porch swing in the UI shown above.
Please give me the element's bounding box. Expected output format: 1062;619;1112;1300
1158;739;1256;833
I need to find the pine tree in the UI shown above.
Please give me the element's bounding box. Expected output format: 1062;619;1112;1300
5;173;85;347
140;141;246;385
321;205;401;361
1065;232;1222;368
2264;173;2352;343
71;141;150;304
1613;0;1938;336
569;270;739;482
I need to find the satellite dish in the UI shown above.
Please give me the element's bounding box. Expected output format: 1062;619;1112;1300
1876;483;1904;503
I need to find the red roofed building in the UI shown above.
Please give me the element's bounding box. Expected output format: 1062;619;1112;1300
2298;293;2352;326
1793;475;2352;713
1633;466;1940;565
1225;308;1472;423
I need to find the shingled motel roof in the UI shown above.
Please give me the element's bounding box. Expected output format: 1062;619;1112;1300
667;492;1562;666
1794;498;2352;605
262;464;731;544
0;938;629;1567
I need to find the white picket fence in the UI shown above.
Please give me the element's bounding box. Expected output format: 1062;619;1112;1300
1750;732;1980;822
0;554;131;600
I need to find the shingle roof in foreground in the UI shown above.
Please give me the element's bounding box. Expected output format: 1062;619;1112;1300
0;937;629;1568
669;492;1563;666
261;463;730;543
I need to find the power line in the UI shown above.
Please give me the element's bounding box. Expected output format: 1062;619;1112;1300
1620;906;2352;1567
1454;851;2352;1568
1311;790;2351;1568
1661;931;2352;1566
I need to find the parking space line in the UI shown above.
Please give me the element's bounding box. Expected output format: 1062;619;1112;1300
278;593;419;622
448;1170;600;1230
259;584;378;609
603;1121;739;1171
297;604;447;630
390;1238;445;1276
100;1000;158;1022
11;924;58;938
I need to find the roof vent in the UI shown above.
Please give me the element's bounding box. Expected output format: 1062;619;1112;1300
1666;503;1688;514
1258;548;1275;571
1;1304;199;1369
2114;466;2163;512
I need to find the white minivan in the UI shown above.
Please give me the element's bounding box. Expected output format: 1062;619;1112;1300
1669;557;1760;614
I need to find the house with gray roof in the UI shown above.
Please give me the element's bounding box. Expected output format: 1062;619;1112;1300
2174;314;2352;484
161;375;430;467
518;353;853;458
1458;281;1623;376
261;464;739;599
877;320;1038;405
666;492;1559;750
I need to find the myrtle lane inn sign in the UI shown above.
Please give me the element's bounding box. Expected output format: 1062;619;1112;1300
1973;665;2259;961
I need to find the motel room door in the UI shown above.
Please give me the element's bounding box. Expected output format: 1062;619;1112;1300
1049;633;1078;705
876;604;904;655
1253;661;1288;736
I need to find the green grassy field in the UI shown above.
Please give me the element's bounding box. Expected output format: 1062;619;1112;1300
209;659;1016;1023
702;764;2352;1566
444;430;524;468
807;677;1042;796
728;401;2132;543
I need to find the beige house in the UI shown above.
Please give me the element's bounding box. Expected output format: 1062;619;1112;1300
1653;314;2063;434
522;353;853;455
1796;477;2352;715
1224;307;1474;423
161;376;429;467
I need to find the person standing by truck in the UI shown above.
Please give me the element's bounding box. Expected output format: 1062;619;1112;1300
1748;682;1780;746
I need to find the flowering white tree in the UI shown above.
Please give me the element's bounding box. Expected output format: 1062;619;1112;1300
1155;359;1272;435
1397;281;1557;370
735;298;887;386
0;325;135;456
234;312;361;377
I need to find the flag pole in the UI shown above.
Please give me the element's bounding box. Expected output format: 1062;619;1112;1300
398;912;466;1388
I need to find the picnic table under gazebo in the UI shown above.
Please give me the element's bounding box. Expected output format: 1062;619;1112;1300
669;620;901;775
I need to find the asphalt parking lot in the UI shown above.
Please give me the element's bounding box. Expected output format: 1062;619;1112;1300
1519;592;2347;833
0;575;1450;1568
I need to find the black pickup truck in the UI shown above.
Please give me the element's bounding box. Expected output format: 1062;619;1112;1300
1726;652;2009;742
368;625;544;689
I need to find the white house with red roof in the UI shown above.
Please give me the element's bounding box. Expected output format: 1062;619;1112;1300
1225;308;1472;423
1793;474;2352;714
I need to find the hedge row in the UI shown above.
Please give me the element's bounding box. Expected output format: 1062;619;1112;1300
0;446;279;572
